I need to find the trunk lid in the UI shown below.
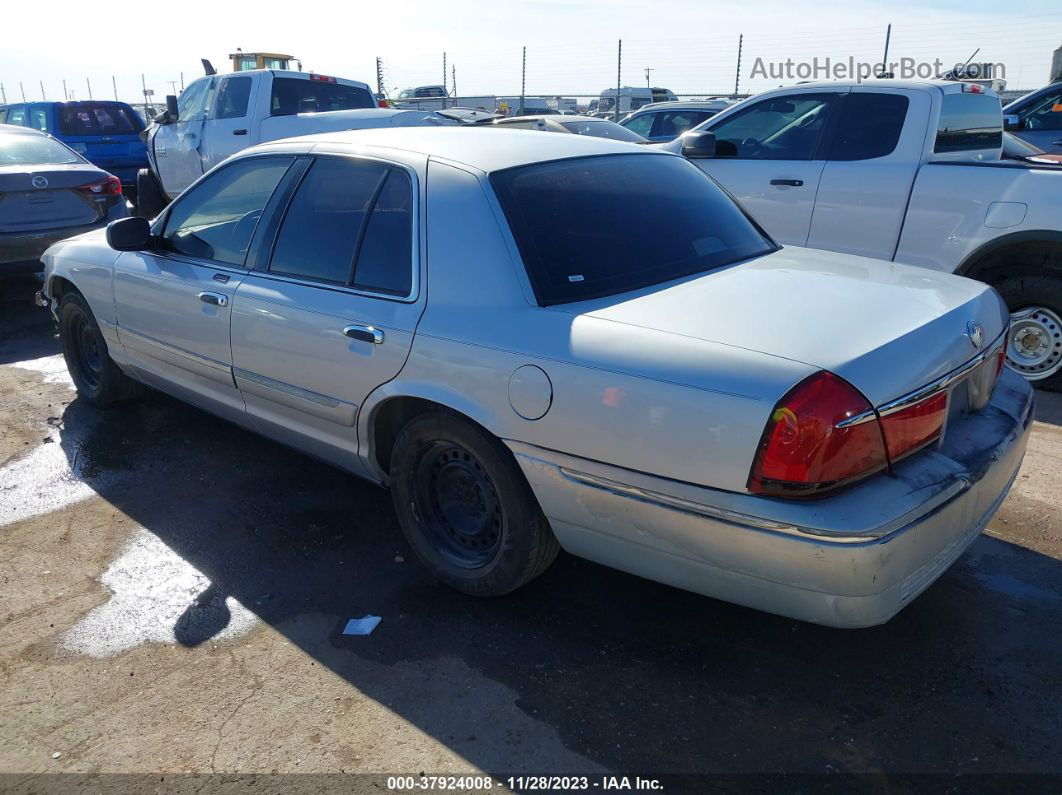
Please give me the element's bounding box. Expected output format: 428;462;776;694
562;246;1008;406
0;164;109;232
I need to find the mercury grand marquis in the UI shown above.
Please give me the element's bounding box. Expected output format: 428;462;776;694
38;127;1033;628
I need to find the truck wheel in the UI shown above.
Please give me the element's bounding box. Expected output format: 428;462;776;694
994;273;1062;391
135;168;167;219
58;292;141;407
390;410;559;596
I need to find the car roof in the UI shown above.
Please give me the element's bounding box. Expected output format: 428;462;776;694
771;78;997;96
633;100;731;112
496;114;604;123
257;126;665;173
0;123;48;137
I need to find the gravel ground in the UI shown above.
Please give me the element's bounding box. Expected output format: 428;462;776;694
1;275;1060;788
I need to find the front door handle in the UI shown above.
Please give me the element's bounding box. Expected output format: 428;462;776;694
198;291;228;307
343;324;384;344
233;129;248;136
770;178;804;187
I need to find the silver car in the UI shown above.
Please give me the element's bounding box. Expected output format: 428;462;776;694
1;124;128;275
39;128;1032;628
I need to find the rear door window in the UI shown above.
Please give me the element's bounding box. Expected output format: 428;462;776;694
213;76;253;120
709;94;837;159
651;110;714;139
7;106;27;126
270;78;374;115
934;93;1003;153
58;103;144;135
29;107;50;132
162;157;293;265
829;93;909;160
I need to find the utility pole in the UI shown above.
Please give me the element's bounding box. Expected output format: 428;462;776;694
520;45;526;115
452;65;457;101
733;34;743;98
40;81;46;100
20;81;26;101
169;81;178;95
63;80;68;100
615;39;622;121
644;67;653;88
141;73;150;118
180;72;184;91
86;77;93;99
442;52;447;108
375;57;384;97
881;23;892;75
0;84;6;104
113;75;118;101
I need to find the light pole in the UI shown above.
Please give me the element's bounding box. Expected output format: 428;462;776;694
644;67;653;88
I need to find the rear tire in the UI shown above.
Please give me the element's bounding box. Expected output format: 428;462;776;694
135;168;167;219
390;410;559;596
994;273;1062;392
58;292;141;407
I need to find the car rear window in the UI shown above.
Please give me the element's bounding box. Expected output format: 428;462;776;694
935;93;1003;153
490;154;776;305
0;133;82;165
58;103;143;136
270;78;375;115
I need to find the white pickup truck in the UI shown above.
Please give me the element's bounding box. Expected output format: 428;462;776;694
138;70;452;216
667;79;1062;389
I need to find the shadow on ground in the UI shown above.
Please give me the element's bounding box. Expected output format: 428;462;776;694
49;387;1062;776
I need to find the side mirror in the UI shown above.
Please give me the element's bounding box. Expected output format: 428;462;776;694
166;95;179;121
1003;114;1023;131
107;216;153;251
681;131;718;159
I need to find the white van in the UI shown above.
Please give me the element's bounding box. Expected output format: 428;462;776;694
597;86;677;117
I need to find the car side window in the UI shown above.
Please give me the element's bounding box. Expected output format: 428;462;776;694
29;107;49;132
653;110;712;139
269;157;414;295
177;78;212;122
161;157;293;266
7;106;26;126
710;94;836;159
213;76;252;120
934;93;1003;153
622;113;655;137
1021;89;1062;131
829;93;909;161
269;158;390;283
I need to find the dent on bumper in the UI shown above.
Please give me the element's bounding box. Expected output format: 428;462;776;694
509;368;1034;629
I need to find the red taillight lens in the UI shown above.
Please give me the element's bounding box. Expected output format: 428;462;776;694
995;345;1007;377
309;73;337;83
748;372;888;497
878;392;947;463
77;176;122;196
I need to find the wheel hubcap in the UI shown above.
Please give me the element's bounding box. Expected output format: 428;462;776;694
1008;306;1062;380
413;442;502;569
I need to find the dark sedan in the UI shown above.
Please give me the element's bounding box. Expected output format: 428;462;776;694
0;124;128;276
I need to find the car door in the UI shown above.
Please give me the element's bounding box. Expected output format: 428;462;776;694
806;89;924;260
695;91;845;245
154;77;214;195
1008;85;1062;153
113;154;296;421
230;153;425;474
199;75;256;170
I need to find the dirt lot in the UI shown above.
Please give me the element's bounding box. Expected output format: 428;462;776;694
1;274;1061;787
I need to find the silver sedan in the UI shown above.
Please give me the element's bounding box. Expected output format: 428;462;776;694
1;124;128;275
39;128;1032;628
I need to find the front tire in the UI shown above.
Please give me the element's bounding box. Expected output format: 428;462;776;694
390;410;559;596
58;292;140;407
994;273;1062;391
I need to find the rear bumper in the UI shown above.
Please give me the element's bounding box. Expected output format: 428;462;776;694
0;220;111;271
510;368;1034;628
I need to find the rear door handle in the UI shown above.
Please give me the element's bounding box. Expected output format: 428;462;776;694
198;291;228;307
770;178;804;187
233;129;248;136
343;324;384;344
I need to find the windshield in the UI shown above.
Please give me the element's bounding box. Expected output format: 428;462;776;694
0;133;82;165
490;154;776;305
58;102;144;136
559;120;646;142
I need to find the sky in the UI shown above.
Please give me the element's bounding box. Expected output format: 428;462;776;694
1;0;1060;104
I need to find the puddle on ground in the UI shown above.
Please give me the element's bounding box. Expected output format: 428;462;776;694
61;528;259;657
5;354;74;390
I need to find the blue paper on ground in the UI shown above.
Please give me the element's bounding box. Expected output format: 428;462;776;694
343;615;382;636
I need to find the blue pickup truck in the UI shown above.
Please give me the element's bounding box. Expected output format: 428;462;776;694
0;101;149;204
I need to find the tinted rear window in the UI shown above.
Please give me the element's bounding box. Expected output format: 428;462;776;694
830;93;909;160
270;78;375;115
0;133;81;165
491;154;775;305
935;93;1002;153
58;103;143;136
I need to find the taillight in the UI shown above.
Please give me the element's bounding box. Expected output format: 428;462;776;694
878;392;947;463
77;176;122;196
309;74;337;83
378;98;390;108
748;372;888;497
995;345;1007;377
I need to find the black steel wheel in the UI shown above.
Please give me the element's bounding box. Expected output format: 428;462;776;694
58;291;141;406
